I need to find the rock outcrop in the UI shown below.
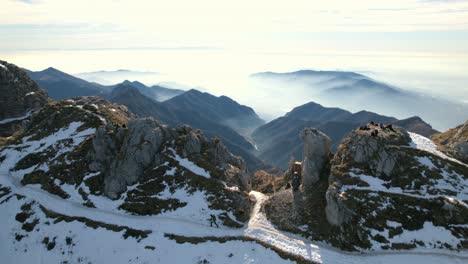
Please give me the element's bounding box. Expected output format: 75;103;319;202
300;127;331;190
431;120;468;163
89;117;253;198
324;125;468;250
0;96;252;227
92;118;174;198
251;170;286;194
265;123;467;252
0;60;48;137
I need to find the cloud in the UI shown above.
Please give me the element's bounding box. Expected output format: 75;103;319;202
1;0;468;52
15;0;40;4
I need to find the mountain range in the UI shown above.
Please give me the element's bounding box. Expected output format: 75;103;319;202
252;101;439;168
24;66;447;171
251;70;468;131
25;67;266;171
25;68;183;102
75;69;160;85
109;84;266;171
1;59;467;263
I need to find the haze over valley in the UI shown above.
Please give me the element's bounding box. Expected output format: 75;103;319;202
1;1;468;264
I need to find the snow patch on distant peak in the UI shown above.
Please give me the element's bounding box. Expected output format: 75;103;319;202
0;62;7;70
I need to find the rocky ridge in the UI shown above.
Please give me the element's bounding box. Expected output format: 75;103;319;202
431;121;468;163
0;60;48;137
0;96;252;227
265;124;468;251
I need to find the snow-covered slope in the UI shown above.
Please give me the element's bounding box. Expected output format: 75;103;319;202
0;97;467;263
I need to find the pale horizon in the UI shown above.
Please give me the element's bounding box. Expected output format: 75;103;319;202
2;0;468;125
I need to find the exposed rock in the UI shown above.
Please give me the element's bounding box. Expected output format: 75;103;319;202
265;124;468;252
330;125;410;182
325;185;353;226
251;170;285;194
210;137;250;190
0;60;48;137
300;128;331;190
323;125;468;250
90;117;252;198
92;118;173;199
431;120;468;163
393;116;438;137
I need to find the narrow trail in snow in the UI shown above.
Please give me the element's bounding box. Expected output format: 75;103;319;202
1;171;467;264
245;191;468;264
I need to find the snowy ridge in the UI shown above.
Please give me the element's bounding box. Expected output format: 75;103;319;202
1;118;467;262
408;132;465;165
0;121;95;180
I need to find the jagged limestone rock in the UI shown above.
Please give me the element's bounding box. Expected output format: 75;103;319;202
300;127;331;190
92;118;173;199
211;137;250;190
91;117;252;198
330;126;410;182
325;184;354;226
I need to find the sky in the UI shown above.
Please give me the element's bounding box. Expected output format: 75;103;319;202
1;0;468;116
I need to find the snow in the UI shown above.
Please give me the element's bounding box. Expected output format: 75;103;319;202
386;220;401;228
341;171;468;202
245;191;468;264
0;121;96;184
370;221;465;250
392;222;461;246
25;91;35;96
0;195;291;264
168;148;211;178
0;111;31;125
417;156;437;170
408;132;464;165
0;62;7;70
154;187;227;224
0;173;467;263
1;128;467;263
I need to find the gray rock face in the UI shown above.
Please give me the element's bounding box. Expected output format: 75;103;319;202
211;137;250;190
0;60;48;137
178;125;202;156
325;126;412;226
300;128;331;190
448;121;467;163
92;118;173;199
325;185;353;226
431;121;468;163
454;141;468;162
91;117;251;199
332;126;410;181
